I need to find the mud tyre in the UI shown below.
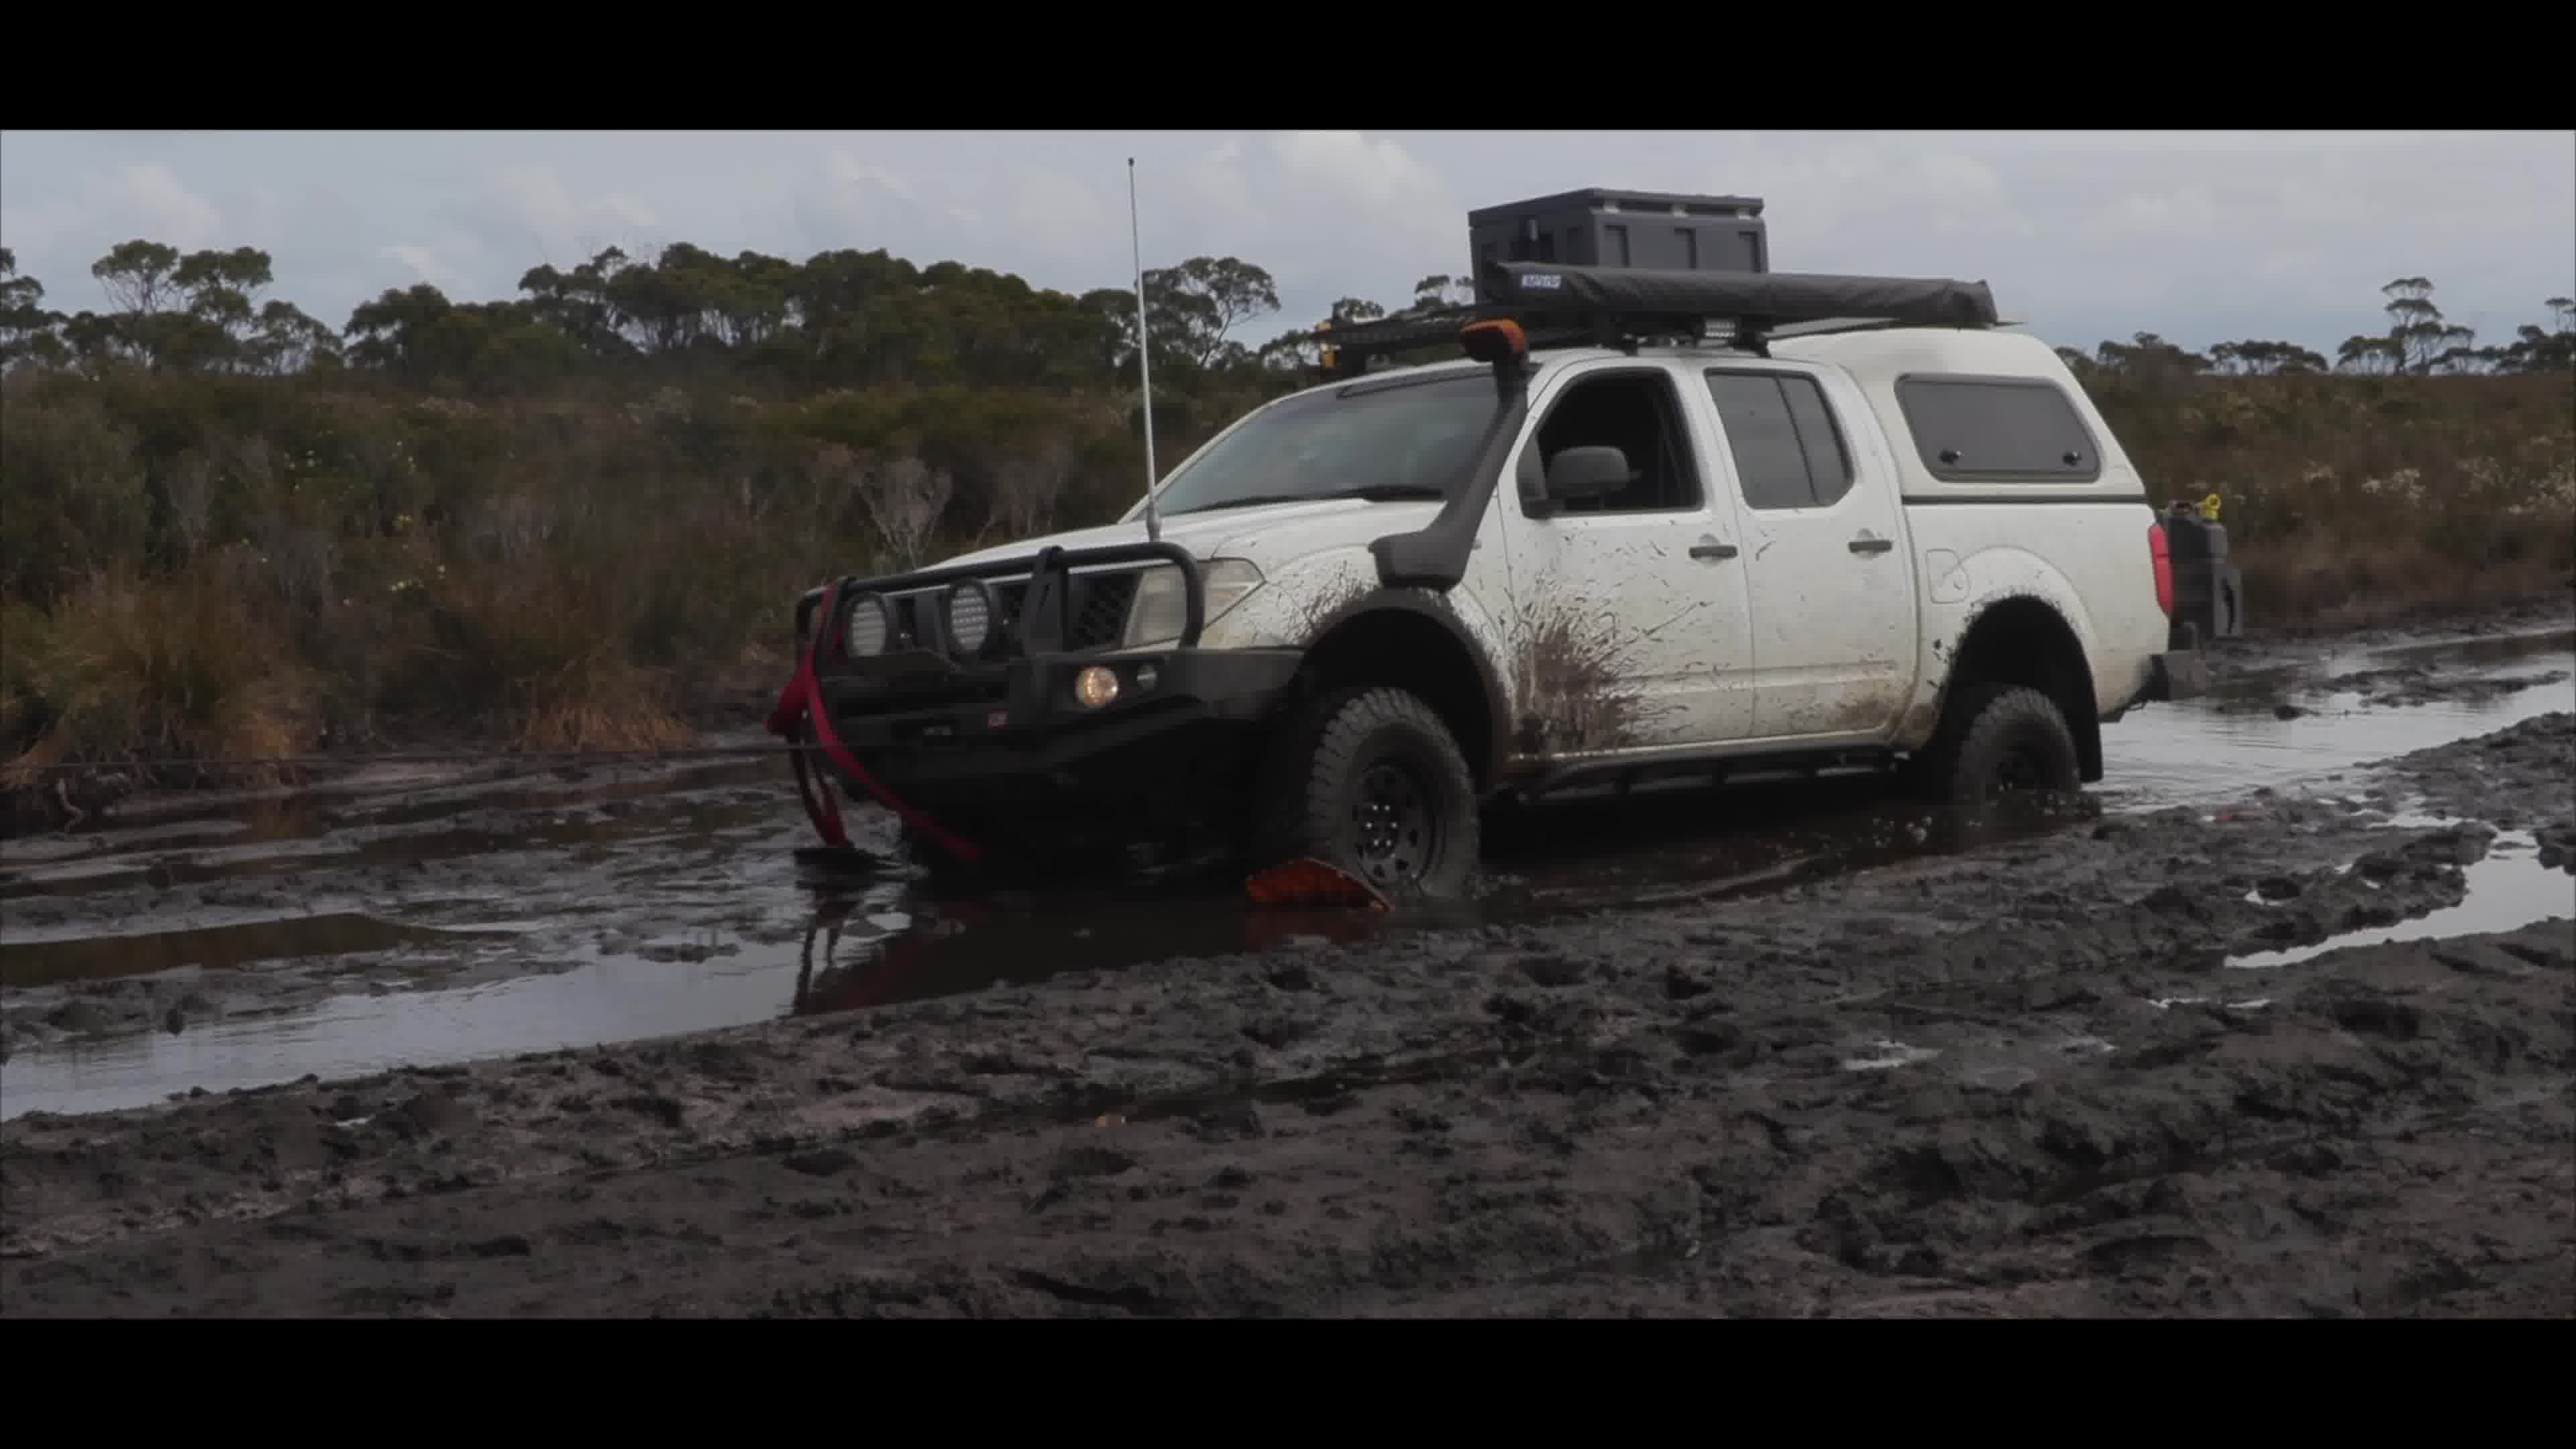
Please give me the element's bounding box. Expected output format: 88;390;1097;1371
1913;683;2083;822
1250;685;1480;900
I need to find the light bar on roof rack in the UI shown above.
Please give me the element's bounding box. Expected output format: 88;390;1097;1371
1317;308;1597;379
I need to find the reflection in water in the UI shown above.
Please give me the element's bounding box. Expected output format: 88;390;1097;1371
0;913;516;989
2098;645;2575;811
2225;830;2575;969
788;886;1390;1017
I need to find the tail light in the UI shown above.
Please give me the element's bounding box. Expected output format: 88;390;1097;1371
2147;521;2175;618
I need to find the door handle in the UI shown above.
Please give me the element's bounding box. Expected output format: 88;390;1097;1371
1849;536;1892;555
1690;540;1738;560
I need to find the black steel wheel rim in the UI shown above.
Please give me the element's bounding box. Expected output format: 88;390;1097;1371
1991;735;2061;797
1350;757;1440;885
1996;746;2045;792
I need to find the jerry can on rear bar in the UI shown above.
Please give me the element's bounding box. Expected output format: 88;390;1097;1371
2165;501;2244;649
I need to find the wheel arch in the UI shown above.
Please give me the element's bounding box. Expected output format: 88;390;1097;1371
1290;590;1512;790
1925;593;2104;782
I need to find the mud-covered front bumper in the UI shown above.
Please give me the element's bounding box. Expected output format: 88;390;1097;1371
790;541;1311;836
816;646;1305;791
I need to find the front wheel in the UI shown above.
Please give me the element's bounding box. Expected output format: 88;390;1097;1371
1250;686;1481;900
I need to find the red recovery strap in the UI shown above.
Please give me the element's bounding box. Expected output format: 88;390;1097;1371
766;580;982;865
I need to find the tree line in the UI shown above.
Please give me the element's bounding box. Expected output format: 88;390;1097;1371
2058;278;2575;383
8;240;2563;394
0;239;1466;398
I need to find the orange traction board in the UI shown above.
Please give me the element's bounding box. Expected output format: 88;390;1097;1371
1244;857;1391;911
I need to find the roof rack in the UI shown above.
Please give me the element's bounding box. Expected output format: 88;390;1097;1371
1318;261;2001;378
1317;310;1590;379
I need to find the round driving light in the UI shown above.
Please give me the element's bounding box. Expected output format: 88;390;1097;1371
945;580;994;657
1073;665;1120;710
843;592;892;656
1134;663;1159;692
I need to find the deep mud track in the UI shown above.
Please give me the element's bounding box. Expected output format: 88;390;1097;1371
3;606;2572;1316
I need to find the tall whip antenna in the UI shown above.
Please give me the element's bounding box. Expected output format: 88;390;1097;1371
1128;156;1161;543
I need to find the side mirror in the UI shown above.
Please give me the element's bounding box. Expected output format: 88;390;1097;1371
1545;445;1633;502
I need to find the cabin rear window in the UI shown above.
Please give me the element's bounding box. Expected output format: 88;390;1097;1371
1704;370;1855;510
1893;375;2104;482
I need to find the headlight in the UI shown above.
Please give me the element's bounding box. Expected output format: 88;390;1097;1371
844;592;892;655
944;579;995;657
1122;559;1263;649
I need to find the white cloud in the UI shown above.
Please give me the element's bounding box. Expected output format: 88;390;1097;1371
109;163;225;249
485;164;580;247
0;195;87;264
823;149;918;207
381;244;470;296
2091;186;2222;241
467;164;663;273
1012;171;1118;265
1271;130;1443;211
1181;136;1256;227
0;162;227;289
794;147;935;256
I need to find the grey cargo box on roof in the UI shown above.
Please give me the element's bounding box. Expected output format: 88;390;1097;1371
1468;189;1767;300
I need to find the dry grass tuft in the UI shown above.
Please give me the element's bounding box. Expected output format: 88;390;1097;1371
395;565;694;754
1;558;313;789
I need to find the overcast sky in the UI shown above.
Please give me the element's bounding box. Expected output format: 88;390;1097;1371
3;129;2570;361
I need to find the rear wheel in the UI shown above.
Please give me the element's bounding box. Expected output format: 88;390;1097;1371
1911;683;2082;820
1250;685;1481;900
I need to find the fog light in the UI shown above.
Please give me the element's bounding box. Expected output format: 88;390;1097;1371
945;579;994;657
844;592;892;656
1074;665;1120;709
1134;663;1159;691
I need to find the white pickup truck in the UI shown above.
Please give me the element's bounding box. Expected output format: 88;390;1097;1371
782;258;2209;899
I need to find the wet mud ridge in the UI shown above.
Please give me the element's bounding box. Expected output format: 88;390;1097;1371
3;704;2570;1317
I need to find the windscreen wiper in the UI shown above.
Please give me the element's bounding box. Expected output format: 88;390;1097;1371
1167;485;1448;517
1164;492;1322;516
1336;484;1447;500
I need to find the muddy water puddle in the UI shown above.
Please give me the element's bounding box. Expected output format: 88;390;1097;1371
3;624;2571;1120
2100;636;2573;811
0;914;531;989
2225;826;2573;970
0;773;782;900
0;780;2057;1119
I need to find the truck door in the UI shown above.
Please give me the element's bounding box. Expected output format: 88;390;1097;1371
1497;361;1757;755
1700;364;1918;741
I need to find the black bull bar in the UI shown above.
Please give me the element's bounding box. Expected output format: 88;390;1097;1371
769;541;1210;867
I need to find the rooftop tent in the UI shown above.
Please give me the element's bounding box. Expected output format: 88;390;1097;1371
1477;260;2002;332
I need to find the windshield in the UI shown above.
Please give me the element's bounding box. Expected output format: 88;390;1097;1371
1145;370;1499;519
